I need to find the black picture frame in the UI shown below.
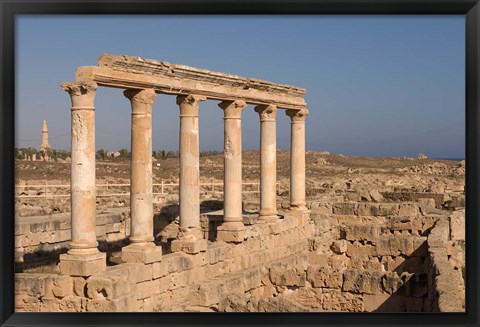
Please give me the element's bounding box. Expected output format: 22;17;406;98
1;1;479;326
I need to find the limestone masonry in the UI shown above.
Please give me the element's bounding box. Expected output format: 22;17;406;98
14;54;465;312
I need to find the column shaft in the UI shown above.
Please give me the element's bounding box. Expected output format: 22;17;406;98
177;95;205;232
219;100;247;228
61;81;99;255
286;109;309;210
255;105;278;222
124;89;157;244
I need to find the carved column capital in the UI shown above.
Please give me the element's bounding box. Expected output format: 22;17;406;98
286;108;309;122
60;80;98;108
124;89;156;114
254;104;277;122
177;94;206;116
218;100;247;119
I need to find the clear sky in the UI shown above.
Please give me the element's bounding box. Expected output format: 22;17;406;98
16;15;465;158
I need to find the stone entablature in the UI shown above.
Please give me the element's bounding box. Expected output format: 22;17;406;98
76;54;307;110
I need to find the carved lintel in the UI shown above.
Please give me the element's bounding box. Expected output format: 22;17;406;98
98;54;306;98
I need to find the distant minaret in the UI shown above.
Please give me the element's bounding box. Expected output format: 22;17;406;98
41;120;50;150
41;120;50;160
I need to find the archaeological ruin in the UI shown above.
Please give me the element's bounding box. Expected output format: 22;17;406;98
14;54;465;313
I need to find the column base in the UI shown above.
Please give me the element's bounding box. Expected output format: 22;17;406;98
171;239;207;254
217;225;248;243
257;214;279;224
289;203;308;211
121;243;162;264
59;251;106;277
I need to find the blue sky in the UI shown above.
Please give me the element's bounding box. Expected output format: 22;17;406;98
16;15;465;158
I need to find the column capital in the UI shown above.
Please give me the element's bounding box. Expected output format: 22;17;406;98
124;89;156;114
218;100;247;119
60;80;98;108
177;94;206;116
254;104;277;122
286;108;309;122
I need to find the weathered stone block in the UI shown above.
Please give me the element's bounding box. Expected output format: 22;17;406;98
170;253;195;272
16;274;49;297
122;263;153;283
245;237;261;253
450;209;465;241
171;239;207;254
376;236;415;256
189;266;206;284
306;265;342;288
121;244;162;264
243;268;262;291
189;280;223;306
73;277;87;297
45;275;74;298
344;224;381;241
378;203;399;216
328;253;351;270
39;298;61;312
57;295;84;312
330;240;348;254
269;265;306;287
170;270;192;290
398;203;419;217
136;280;159;300
346;241;376;257
386;216;413;231
86;267;131;300
333;203;356;215
342;269;383;295
216;226;249;243
320;288;363;312
152;261;168;279
15;294;41;312
207;243;228;264
307;252;328;266
59;252;106;277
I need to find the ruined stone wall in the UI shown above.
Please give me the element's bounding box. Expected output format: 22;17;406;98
14;200;465;312
15;208;130;270
425;209;465;312
254;201;462;312
15;210;313;312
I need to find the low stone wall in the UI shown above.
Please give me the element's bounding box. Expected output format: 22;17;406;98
15;210;313;312
425;209;465;312
15;208;130;270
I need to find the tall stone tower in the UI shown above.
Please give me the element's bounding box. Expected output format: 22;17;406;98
41;120;50;160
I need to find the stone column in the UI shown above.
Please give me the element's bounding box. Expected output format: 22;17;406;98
254;104;278;223
286;108;309;211
217;100;248;243
171;94;207;254
122;88;162;264
59;80;105;276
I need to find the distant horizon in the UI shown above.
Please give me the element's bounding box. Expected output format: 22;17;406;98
14;145;465;162
16;15;465;158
